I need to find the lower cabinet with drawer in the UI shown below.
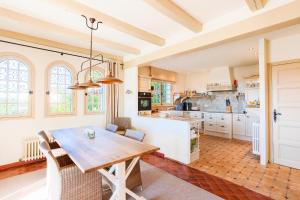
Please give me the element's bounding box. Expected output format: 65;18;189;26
232;112;259;141
232;114;250;141
204;112;232;138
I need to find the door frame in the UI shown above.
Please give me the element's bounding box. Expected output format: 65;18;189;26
269;58;300;164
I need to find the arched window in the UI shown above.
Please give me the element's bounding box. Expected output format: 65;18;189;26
0;55;33;118
85;68;105;114
46;62;75;115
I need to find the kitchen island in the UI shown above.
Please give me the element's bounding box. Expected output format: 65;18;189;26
133;112;203;164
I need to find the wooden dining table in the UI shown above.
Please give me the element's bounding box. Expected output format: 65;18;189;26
50;126;159;200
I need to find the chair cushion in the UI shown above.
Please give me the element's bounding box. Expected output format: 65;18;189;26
125;129;145;142
105;124;118;133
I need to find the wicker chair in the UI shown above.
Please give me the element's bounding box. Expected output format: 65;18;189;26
105;124;118;133
39;141;112;200
38;130;66;157
38;130;60;149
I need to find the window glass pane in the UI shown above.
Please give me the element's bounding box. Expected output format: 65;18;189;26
0;81;6;92
7;104;17;115
162;82;172;104
151;81;172;105
0;92;6;103
19;104;28;114
8;93;18;103
0;104;7;115
0;58;31;117
19;70;28;82
151;81;161;104
86;69;104;113
19;92;28;103
48;65;73;114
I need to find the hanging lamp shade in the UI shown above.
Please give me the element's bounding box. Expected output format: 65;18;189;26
78;80;100;88
68;82;88;90
96;71;123;84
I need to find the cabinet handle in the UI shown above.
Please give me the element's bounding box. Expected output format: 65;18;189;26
221;125;225;128
221;118;224;120
209;124;213;126
209;117;212;119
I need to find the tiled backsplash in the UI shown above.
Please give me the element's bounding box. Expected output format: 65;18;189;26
190;91;246;113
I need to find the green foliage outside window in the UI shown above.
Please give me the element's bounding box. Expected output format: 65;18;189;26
151;81;172;105
151;81;161;104
87;70;104;113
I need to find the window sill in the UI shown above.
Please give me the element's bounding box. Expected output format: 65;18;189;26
0;115;34;121
84;111;105;115
45;113;77;118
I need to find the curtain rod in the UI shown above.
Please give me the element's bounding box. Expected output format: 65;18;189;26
0;39;120;63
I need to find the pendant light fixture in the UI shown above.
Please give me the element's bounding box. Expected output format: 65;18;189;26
68;15;123;90
97;62;123;84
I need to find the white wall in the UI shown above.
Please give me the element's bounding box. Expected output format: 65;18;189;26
173;73;186;93
232;65;259;92
124;66;138;118
0;38;123;165
270;33;300;62
184;70;210;93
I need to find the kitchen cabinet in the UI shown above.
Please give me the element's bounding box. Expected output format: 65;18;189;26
232;110;259;141
204;112;232;138
138;76;151;92
188;111;204;119
233;114;246;136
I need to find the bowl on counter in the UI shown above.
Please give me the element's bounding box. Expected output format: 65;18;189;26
159;112;169;118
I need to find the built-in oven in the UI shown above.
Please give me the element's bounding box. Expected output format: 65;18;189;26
138;92;152;111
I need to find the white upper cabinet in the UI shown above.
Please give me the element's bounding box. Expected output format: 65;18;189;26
138;76;151;92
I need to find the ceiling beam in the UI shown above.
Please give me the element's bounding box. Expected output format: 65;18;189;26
124;0;300;67
144;0;202;32
245;0;268;11
46;0;165;46
0;7;140;55
0;29;123;61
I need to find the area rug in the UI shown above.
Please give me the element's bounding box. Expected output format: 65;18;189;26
0;161;221;200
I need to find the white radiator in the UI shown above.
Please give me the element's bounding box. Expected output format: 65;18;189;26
252;123;260;155
23;138;44;161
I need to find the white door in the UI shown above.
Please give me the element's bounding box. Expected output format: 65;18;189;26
272;62;300;169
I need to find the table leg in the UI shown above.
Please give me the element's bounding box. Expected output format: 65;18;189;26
115;162;126;200
98;157;146;200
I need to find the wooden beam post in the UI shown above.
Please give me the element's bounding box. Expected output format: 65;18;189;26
259;38;270;165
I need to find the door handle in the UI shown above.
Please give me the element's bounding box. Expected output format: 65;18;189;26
273;109;282;122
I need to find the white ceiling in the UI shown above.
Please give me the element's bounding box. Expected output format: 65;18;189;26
149;24;300;74
0;0;294;60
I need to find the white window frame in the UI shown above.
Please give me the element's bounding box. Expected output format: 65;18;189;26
45;61;76;117
0;52;34;119
84;67;105;115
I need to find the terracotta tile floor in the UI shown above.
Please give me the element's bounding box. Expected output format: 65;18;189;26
189;134;300;200
143;154;271;200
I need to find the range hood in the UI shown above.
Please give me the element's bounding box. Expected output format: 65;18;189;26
206;66;237;92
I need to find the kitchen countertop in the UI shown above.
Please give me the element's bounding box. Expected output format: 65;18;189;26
163;110;246;114
139;113;204;122
203;110;246;114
